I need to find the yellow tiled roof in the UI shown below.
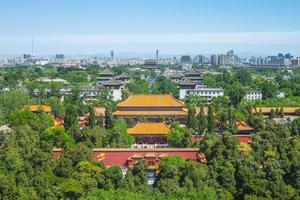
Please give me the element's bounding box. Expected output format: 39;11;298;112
252;107;300;114
23;105;52;112
117;94;185;107
127;122;170;135
113;110;188;116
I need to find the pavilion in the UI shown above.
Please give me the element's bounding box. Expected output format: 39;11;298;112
127;122;170;148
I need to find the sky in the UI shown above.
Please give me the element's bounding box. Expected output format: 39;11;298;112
1;0;300;56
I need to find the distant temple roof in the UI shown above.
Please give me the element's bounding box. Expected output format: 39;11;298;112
23;105;52;113
127;122;170;135
177;78;197;86
99;68;114;75
187;76;203;80
116;94;186;108
144;59;158;69
169;72;184;78
118;72;130;78
185;70;202;75
103;79;122;86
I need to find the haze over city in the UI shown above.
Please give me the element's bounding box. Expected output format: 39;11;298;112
1;0;300;55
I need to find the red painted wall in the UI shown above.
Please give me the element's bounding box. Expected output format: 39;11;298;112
236;135;251;143
92;148;198;167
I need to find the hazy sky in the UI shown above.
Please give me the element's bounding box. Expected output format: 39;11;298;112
1;0;300;55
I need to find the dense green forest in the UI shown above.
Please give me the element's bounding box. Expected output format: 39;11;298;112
0;65;300;199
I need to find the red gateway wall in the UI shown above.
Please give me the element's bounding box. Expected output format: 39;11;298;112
92;148;198;167
236;135;251;143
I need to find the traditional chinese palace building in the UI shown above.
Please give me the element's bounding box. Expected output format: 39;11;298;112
127;122;170;148
96;68;115;85
232;120;254;143
103;79;123;101
113;94;188;123
185;70;204;85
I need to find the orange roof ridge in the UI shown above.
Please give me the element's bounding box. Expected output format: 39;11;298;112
117;94;185;107
169;94;186;105
113;110;188;116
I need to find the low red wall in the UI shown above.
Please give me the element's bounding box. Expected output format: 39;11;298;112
236;135;251;143
92;148;198;167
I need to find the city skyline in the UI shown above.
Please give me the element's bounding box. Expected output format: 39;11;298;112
1;0;300;55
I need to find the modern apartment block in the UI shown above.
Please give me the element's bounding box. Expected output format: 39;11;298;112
244;90;263;101
186;87;224;101
178;79;224;101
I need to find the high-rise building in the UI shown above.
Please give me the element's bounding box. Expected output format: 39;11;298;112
227;50;234;57
31;37;34;57
193;55;206;65
180;55;192;70
110;50;114;59
23;54;32;60
210;55;218;65
227;50;235;64
278;53;284;58
56;54;65;60
180;55;191;64
284;53;292;59
156;49;159;60
267;56;288;66
218;54;230;65
291;57;300;66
